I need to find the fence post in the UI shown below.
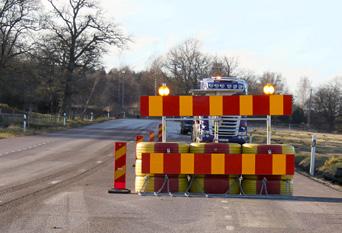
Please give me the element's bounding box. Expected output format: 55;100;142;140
91;112;94;121
63;113;67;126
23;114;27;132
310;135;317;176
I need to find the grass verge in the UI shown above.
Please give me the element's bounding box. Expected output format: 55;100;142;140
251;128;342;185
0;117;109;139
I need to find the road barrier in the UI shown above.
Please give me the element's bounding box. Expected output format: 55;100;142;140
149;131;155;142
136;135;144;143
158;124;162;142
132;94;295;197
140;95;292;117
108;142;130;194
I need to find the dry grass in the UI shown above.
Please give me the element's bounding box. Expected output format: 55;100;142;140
250;127;342;184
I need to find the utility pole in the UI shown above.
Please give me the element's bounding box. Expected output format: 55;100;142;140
307;89;312;128
121;70;126;117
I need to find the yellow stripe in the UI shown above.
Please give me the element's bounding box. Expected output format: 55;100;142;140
149;96;163;116
179;96;193;116
181;153;194;174
240;96;253;115
115;165;126;179
211;153;225;174
272;154;286;175
150;153;164;173
209;96;223;116
270;95;284;115
242;154;255;174
115;146;126;160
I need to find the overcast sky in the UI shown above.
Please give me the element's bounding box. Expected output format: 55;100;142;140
60;0;342;92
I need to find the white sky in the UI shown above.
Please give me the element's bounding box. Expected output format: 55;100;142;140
48;0;342;92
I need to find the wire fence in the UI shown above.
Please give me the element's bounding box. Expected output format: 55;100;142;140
0;113;65;128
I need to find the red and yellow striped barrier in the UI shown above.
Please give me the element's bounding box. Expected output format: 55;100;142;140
158;124;162;142
149;131;155;142
108;142;130;193
136;135;144;143
141;153;295;175
140;95;292;117
242;175;293;195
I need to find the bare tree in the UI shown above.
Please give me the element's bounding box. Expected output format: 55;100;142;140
44;0;129;113
163;39;211;94
258;72;287;94
0;0;38;68
211;56;240;77
313;81;341;131
296;76;312;108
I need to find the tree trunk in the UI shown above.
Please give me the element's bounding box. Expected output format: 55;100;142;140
61;69;73;115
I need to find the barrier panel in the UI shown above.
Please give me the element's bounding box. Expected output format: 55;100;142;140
149;131;155;142
140;95;292;117
158;124;162;142
136;135;144;143
108;142;130;194
141;153;295;175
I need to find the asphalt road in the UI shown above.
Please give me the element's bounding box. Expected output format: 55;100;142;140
0;119;341;233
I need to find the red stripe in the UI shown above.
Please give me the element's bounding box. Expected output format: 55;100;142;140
193;96;209;116
225;154;242;174
115;155;126;168
164;153;181;174
204;143;229;153
257;178;280;194
154;143;179;153
163;96;180;116
286;154;295;175
194;153;211;174
223;96;240;115
204;175;229;194
114;180;125;189
115;142;126;151
141;153;150;173
140;96;149;116
253;95;270;115
135;135;144;143
283;95;292;115
154;175;180;192
255;154;272;175
257;145;282;154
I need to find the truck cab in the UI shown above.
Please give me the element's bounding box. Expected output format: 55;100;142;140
191;76;248;144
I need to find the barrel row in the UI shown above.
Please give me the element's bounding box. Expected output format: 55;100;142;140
135;142;294;195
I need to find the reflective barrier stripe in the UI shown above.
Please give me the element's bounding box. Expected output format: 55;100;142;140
114;142;127;189
158;124;162;142
141;153;295;175
149;131;155;142
140;95;293;116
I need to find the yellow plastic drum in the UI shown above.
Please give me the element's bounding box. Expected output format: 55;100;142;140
136;142;189;159
242;144;295;154
242;175;293;195
190;143;241;154
135;175;188;193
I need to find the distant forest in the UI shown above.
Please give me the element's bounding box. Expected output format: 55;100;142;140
1;0;341;132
